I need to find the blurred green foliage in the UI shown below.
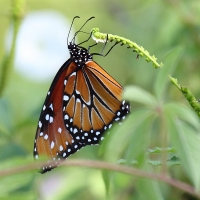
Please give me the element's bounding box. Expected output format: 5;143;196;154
1;0;200;199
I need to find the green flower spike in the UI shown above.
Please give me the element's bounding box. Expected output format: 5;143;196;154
170;76;200;118
91;28;163;69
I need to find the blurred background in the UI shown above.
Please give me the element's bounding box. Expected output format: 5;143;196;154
0;0;200;199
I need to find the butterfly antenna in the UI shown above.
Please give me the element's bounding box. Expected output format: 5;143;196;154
67;16;80;45
72;16;95;42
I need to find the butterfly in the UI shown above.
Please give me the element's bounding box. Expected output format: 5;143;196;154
33;16;130;173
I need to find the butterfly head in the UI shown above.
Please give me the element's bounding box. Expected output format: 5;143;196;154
68;42;93;68
66;16;95;68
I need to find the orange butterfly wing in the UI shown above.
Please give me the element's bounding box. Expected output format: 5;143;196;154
34;61;84;172
34;51;130;173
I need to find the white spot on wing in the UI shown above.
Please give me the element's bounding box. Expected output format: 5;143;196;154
85;100;91;106
63;95;69;101
49;103;53;110
70;72;76;77
38;121;42;128
96;131;100;135
45;114;49;120
59;145;63;151
58;127;62;133
44;134;48;140
51;141;55;149
76;90;80;94
64;114;69;120
49;116;53;123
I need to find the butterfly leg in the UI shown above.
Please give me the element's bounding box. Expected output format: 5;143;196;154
87;43;98;51
91;34;120;57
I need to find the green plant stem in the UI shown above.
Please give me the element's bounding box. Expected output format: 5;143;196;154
0;159;199;198
0;0;24;96
170;76;200;118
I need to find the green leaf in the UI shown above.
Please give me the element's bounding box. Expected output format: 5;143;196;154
154;46;184;100
0;158;34;197
123;85;156;106
0;192;37;200
167;156;180;166
147;147;176;154
0;98;12;136
101;170;112;197
167;115;200;191
135;173;164;200
148;156;180;166
0;142;27;160
99;109;154;162
124;114;154;165
98;107;156;188
164;102;200;131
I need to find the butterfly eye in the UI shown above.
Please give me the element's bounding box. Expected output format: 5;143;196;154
33;17;130;173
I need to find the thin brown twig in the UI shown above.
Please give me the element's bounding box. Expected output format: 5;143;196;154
0;159;199;198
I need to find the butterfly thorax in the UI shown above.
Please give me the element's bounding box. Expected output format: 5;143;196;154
68;43;93;68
